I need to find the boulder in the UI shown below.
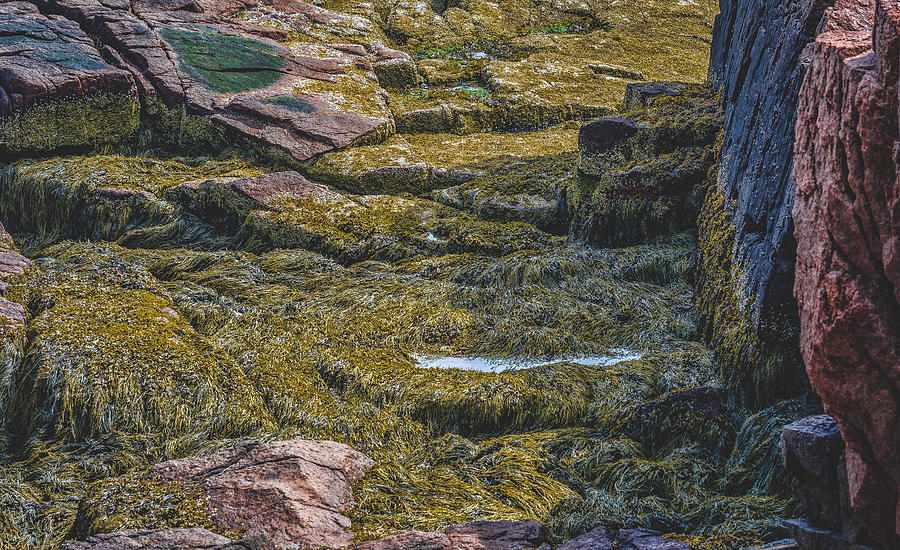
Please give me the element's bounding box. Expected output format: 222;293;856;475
577;117;642;158
781;416;846;530
558;527;614;550
147;439;374;548
792;0;900;546
619;529;691;550
352;521;550;550
62;528;273;550
0;1;139;156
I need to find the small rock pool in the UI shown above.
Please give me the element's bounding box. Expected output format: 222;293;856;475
413;349;643;373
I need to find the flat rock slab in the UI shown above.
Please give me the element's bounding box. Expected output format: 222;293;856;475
62;528;273;550
148;439;374;548
352;520;550;550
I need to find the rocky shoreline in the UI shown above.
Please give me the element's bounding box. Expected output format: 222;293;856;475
0;0;897;548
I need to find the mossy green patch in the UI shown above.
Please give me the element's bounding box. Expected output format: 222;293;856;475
161;27;286;93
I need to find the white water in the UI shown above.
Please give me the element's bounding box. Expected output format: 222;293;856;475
413;349;643;373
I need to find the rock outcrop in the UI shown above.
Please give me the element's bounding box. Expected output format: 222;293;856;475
701;0;865;403
0;1;140;155
793;0;900;546
143;439;374;548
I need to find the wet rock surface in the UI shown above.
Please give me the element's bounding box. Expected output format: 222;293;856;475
793;1;899;546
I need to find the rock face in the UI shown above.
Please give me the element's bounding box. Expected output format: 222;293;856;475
793;0;900;546
63;529;274;550
0;0;393;160
0;1;140;155
145;439;374;548
701;0;867;403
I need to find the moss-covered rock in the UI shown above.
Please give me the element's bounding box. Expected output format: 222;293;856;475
2;243;274;445
306;123;579;196
567;86;722;247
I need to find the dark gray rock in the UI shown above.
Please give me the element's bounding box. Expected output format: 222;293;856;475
622;82;689;111
781;415;844;530
558;527;614;550
577;117;642;157
619;529;691;550
704;0;837;396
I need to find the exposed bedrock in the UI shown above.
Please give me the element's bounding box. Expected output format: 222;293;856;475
0;0;393;160
0;1;140;155
701;0;872;405
792;0;900;546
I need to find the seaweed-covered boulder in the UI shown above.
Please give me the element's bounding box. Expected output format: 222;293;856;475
353;520;550;549
568;88;720;247
0;1;139;156
63;529;273;550
2;242;273;443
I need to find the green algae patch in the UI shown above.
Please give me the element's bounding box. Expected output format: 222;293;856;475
161;27;286;93
0;94;139;156
3;242;274;444
306;123;580;195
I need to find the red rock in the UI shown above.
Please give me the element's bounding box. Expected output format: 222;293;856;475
62;528;273;549
793;0;900;546
352;521;550;550
148;439;374;549
0;1;138;155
